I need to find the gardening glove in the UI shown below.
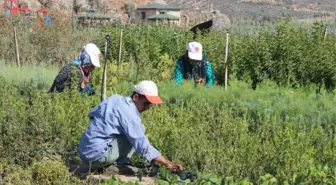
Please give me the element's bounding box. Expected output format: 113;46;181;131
177;171;198;182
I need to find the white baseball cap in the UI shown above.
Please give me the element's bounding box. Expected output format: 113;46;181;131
134;80;162;104
83;43;102;67
187;41;203;61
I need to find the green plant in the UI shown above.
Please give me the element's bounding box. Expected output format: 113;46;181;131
32;160;78;185
2;165;32;185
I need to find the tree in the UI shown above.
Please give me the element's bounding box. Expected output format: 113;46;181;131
37;0;53;8
122;0;137;24
73;0;82;14
87;0;103;12
20;1;28;7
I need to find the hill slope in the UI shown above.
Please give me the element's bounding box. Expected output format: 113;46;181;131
19;0;336;21
165;0;336;20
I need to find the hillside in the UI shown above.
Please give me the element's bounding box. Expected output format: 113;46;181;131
165;0;336;20
14;0;336;21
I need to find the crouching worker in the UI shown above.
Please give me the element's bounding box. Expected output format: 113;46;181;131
49;43;101;96
77;80;183;176
174;41;216;87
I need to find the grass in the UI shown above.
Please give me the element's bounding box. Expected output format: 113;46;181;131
0;63;60;91
0;63;59;84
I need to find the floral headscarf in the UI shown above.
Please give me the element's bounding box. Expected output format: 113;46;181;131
71;49;92;89
72;49;93;68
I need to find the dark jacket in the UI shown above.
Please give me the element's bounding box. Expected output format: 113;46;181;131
49;64;95;95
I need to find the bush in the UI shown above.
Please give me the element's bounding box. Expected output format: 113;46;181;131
32;160;79;185
2;165;32;185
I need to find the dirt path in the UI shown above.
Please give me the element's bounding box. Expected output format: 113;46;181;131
84;174;156;185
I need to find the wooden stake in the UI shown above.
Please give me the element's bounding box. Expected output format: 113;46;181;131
13;24;20;67
224;31;229;91
118;29;123;70
323;26;328;39
101;35;110;102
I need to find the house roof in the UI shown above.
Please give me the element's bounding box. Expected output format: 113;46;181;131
147;13;180;20
137;3;181;10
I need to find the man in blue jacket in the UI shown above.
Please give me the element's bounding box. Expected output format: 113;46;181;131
78;80;183;175
174;41;216;87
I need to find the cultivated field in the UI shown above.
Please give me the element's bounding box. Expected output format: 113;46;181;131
0;16;336;185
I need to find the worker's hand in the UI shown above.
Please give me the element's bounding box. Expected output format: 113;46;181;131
196;78;205;85
168;162;183;173
154;155;183;172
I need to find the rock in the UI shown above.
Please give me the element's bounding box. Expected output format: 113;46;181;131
181;10;231;31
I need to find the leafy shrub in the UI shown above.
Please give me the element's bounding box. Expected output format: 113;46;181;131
2;165;32;185
32;160;79;185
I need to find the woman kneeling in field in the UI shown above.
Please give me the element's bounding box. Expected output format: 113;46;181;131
49;43;101;96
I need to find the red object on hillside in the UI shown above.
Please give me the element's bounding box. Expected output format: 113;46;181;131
20;6;29;11
4;0;31;16
39;8;48;13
